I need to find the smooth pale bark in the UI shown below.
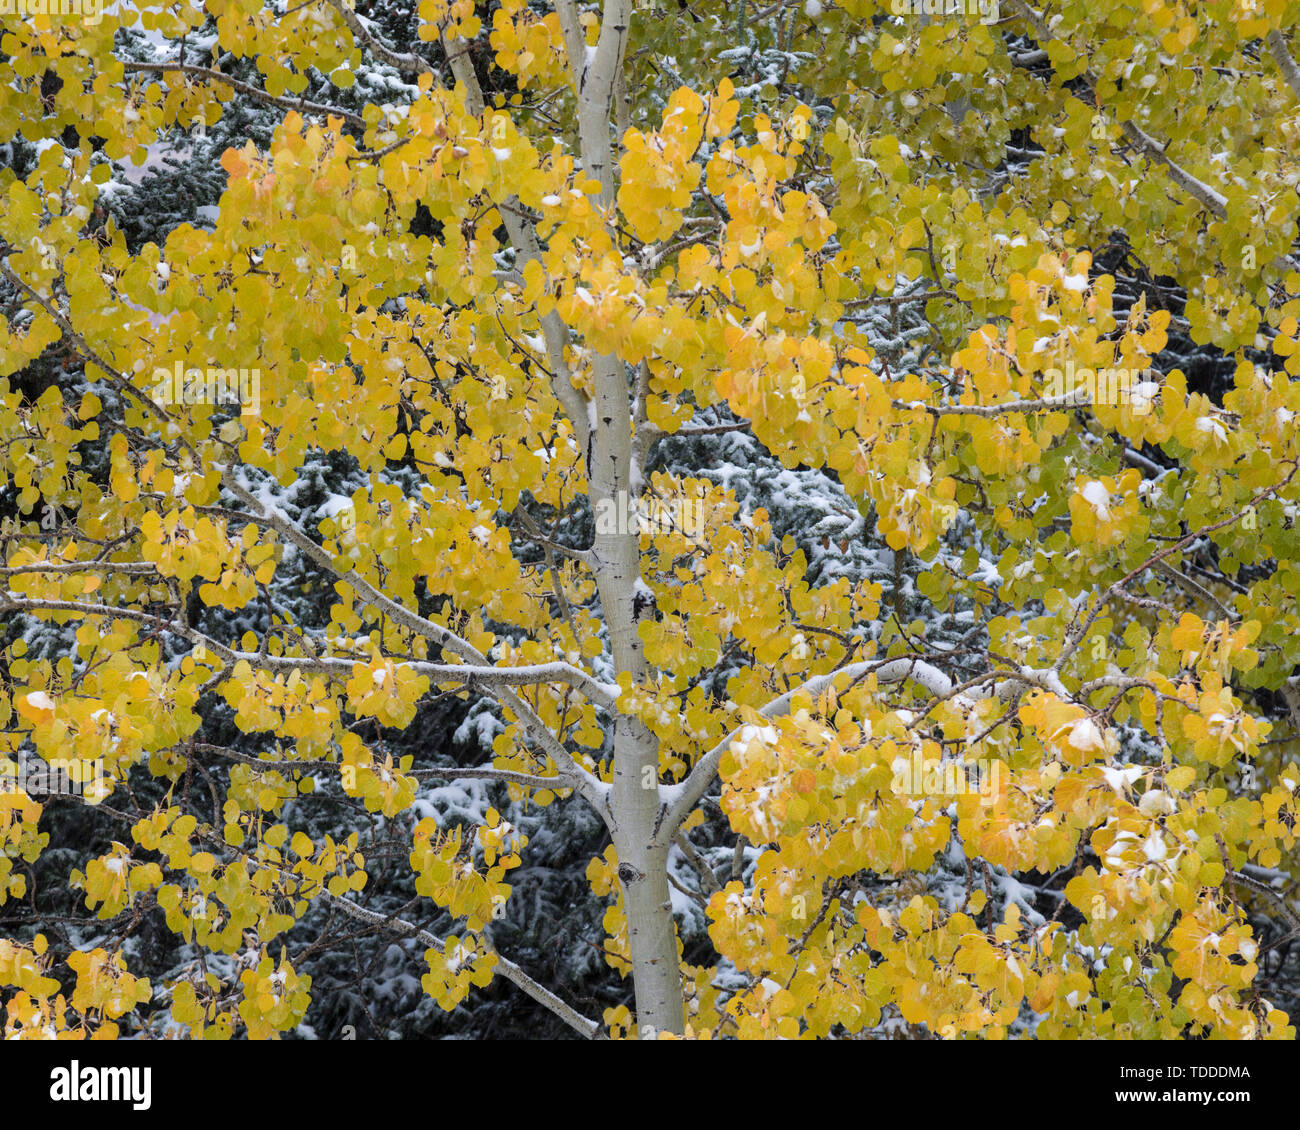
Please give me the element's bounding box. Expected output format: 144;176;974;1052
335;0;687;1033
589;346;683;1035
1268;30;1300;103
573;0;685;1037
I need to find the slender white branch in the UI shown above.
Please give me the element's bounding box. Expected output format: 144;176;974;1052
427;20;591;456
321;0;433;75
1;263;186;441
893;391;1099;417
553;0;589;83
123;61;367;130
326;0;588;455
1152;558;1236;620
323;891;602;1038
1007;0;1228;218
0;560;159;576
4;590;608;814
1230;869;1300;937
1279;682;1300;738
1268;29;1300;102
0;592;237;661
196;743;332;771
0;592;614;705
228;652;619;709
412;765;579;790
656;656;1084;845
1075;675;1155;697
220;471;606;804
1119;118;1227;217
656;659;882;845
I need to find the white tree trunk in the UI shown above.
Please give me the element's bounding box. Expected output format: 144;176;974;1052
573;0;685;1036
451;0;686;1034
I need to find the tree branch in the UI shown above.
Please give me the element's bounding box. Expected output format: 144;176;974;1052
218;469;608;807
122;62;366;132
411;765;578;790
1267;29;1300;102
892;390;1103;417
320;0;435;76
1007;0;1228;218
322;891;602;1038
0;263;186;444
1230;869;1300;938
656;659;882;845
0;591;615;708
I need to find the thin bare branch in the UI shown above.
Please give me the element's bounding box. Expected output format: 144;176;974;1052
122;62;366;131
323;891;602;1038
